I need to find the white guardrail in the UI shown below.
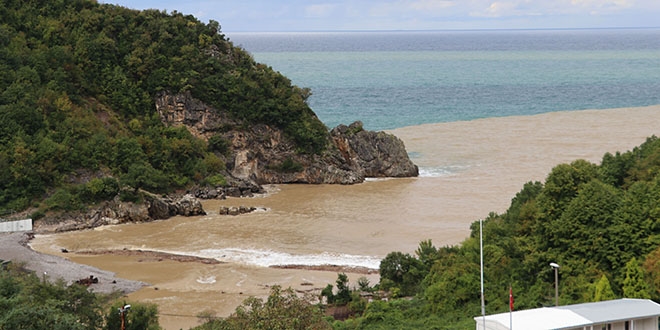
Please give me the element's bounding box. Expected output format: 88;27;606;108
0;219;33;232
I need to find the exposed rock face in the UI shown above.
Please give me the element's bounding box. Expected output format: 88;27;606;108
155;91;238;139
189;177;265;199
33;194;206;233
145;193;206;219
331;121;419;178
156;92;419;185
219;206;268;216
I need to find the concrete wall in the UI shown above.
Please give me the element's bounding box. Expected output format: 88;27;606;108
0;219;32;232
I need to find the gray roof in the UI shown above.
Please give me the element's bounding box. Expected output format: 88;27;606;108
556;298;660;324
476;299;660;330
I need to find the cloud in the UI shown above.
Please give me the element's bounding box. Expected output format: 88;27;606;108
305;3;337;18
570;0;634;15
468;0;637;18
103;0;660;31
479;1;517;17
409;0;455;11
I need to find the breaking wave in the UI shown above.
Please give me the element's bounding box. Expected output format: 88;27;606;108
197;248;382;269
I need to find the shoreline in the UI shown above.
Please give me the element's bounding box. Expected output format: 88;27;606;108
15;104;660;329
74;248;224;264
0;232;146;295
2;231;379;293
73;247;379;273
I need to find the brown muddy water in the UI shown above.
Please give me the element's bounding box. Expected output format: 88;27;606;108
31;106;660;330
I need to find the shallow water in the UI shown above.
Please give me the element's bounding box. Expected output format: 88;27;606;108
31;106;660;330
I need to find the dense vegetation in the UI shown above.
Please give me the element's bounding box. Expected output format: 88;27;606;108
326;136;660;329
4;1;660;329
0;264;160;330
0;0;328;215
185;136;660;329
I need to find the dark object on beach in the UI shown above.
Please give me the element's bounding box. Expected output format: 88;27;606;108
61;248;68;253
76;275;99;286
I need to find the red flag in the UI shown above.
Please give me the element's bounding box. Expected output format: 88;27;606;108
509;286;514;311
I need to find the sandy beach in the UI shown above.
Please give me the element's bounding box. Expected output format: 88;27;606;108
9;105;660;330
0;232;146;295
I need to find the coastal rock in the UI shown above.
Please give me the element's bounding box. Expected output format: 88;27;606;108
144;193;206;219
189;178;264;200
330;121;419;178
172;194;206;216
33;194;206;234
155;91;238;140
156;92;419;185
218;206;267;216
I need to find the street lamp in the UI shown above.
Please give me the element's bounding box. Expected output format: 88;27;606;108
550;262;559;306
118;304;131;330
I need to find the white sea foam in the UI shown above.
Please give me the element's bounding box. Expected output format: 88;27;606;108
197;248;382;269
196;276;216;284
364;177;392;182
418;167;452;177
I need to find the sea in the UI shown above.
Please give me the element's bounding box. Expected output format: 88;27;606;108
29;29;660;328
227;28;660;131
35;29;660;268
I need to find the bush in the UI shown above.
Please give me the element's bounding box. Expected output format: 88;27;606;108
204;174;227;187
82;177;120;202
44;188;82;211
267;157;303;173
208;135;230;154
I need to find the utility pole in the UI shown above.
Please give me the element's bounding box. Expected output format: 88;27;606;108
480;218;485;330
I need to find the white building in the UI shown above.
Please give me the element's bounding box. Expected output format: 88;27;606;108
474;298;660;330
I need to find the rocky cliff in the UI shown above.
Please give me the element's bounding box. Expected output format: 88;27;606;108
34;193;205;233
33;93;418;233
156;91;418;185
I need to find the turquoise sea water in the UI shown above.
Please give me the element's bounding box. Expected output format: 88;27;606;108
227;29;660;131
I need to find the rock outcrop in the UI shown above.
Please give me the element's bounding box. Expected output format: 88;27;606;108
145;193;206;219
155;92;418;185
219;206;268;216
155;91;238;140
331;121;419;178
33;193;206;233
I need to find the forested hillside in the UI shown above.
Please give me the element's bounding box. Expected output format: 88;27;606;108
4;135;659;329
0;0;327;216
319;135;660;329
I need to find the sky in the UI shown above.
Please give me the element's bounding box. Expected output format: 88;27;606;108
101;0;660;32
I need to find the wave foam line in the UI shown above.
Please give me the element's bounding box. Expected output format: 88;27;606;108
198;248;382;269
418;167;452;177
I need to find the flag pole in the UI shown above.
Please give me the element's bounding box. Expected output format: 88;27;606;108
509;285;513;330
480;218;485;330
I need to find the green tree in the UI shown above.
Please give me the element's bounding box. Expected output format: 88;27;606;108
104;301;161;330
622;257;651;299
547;179;620;269
196;285;331;330
593;275;616;302
379;251;424;296
415;239;439;272
335;273;351;306
121;162;169;193
0;265;105;330
321;283;335;305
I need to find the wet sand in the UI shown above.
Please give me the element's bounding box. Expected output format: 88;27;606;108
0;232;146;295
29;105;660;330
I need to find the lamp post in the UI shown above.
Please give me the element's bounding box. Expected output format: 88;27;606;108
118;304;131;330
549;262;559;306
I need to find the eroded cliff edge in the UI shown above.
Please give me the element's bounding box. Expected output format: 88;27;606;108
33;92;418;233
156;91;419;185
